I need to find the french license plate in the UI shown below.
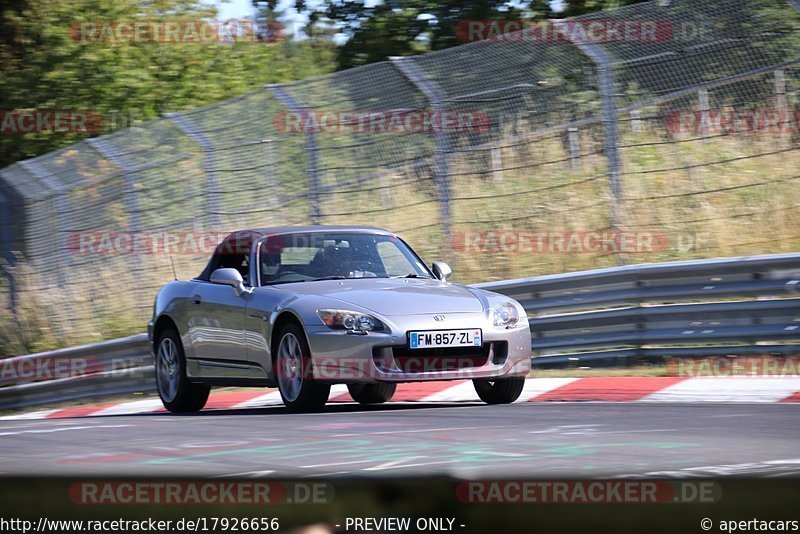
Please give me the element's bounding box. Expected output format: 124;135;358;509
408;329;482;349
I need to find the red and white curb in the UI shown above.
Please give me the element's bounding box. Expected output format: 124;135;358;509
3;376;800;420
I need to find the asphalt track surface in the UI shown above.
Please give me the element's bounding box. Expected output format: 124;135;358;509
0;402;798;478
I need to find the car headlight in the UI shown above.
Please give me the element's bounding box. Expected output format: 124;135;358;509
493;302;520;328
317;309;384;333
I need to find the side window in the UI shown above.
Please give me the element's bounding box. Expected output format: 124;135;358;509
214;252;249;284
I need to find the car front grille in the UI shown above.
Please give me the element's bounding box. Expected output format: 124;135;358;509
373;342;507;372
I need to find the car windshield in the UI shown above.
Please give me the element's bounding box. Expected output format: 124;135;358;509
259;232;432;285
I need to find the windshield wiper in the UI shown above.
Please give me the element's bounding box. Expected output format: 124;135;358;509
310;275;348;281
392;273;430;279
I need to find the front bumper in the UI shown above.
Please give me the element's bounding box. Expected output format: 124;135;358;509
305;313;531;383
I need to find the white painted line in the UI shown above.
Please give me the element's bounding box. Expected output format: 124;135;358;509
0;424;131;437
643;377;800;403
364;458;460;471
363;457;427;471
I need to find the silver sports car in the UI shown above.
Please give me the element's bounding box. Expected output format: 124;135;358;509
147;226;531;412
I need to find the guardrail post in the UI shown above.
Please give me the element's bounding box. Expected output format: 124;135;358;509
558;24;624;262
166;113;222;228
267;85;322;224
390;56;453;247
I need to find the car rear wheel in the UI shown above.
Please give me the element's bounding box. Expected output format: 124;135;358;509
155;329;210;413
347;383;397;404
275;323;330;412
473;377;525;404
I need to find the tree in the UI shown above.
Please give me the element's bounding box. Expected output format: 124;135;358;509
0;0;336;168
277;0;651;69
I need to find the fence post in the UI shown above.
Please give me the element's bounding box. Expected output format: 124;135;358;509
267;85;321;224
17;160;68;288
567;128;582;170
166;113;222;228
389;56;452;246
630;109;642;134
490;146;504;182
85;137;145;305
0;185;16;312
698;89;711;141
774;70;790;148
86;138;142;232
559;23;624;262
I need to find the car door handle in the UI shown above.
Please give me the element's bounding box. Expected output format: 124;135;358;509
192;295;203;304
249;312;269;321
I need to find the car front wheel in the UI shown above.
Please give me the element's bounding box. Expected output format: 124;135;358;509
275;323;330;412
473;377;525;404
155;328;210;413
347;383;396;404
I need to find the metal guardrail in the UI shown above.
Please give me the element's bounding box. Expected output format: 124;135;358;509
0;334;152;410
1;253;799;409
475;252;800;368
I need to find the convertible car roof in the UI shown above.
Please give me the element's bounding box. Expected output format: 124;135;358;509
196;225;396;281
236;225;394;237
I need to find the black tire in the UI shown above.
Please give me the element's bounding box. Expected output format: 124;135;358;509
155;328;210;413
274;323;330;412
473;377;525;405
347;382;397;404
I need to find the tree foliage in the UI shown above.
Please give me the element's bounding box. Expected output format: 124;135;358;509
0;0;335;168
278;0;650;69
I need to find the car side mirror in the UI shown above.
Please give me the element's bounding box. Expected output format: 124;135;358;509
210;268;251;296
431;262;452;282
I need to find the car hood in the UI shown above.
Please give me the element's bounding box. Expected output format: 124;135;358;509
275;278;487;316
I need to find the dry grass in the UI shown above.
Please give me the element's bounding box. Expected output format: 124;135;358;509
1;124;799;356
